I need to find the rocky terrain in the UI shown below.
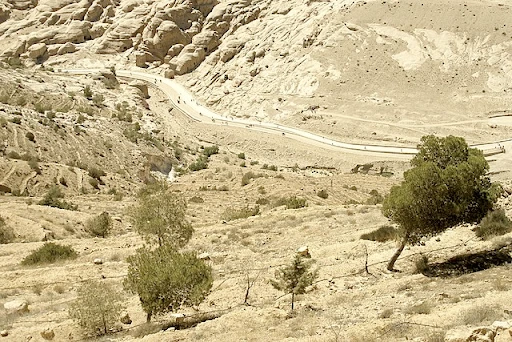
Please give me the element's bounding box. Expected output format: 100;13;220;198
0;0;511;341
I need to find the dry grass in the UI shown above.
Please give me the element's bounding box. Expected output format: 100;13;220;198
458;304;503;325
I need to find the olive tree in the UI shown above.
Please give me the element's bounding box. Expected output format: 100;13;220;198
69;280;125;336
383;135;502;271
124;245;213;322
131;181;193;248
271;255;318;310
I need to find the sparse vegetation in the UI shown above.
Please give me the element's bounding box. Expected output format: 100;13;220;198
360;225;398;242
124;245;213;322
274;196;307;209
189;196;204;204
202;145;219;157
317;189;329;199
25;132;35;142
241;171;266;186
189;156;208;171
85;212;113;238
222;205;260;221
237;152;245;159
38;186;77;210
83;85;93;99
271;255;318;310
22;242;78;265
0;216;15;244
474;209;512;239
131;182;193;248
458;304;502;325
69;280;125;336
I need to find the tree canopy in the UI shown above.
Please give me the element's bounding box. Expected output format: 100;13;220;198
383;135;502;271
124;245;213;322
131;181;193;248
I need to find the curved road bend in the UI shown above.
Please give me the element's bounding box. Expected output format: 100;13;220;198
63;69;508;159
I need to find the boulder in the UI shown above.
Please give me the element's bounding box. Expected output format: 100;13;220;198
493;321;511;330
0;330;8;337
163;69;175;79
84;2;103;22
198;252;210;261
174;44;206;75
297;246;311;258
0;4;10;23
445;326;497;342
4;299;29;315
120;313;132;325
27;43;47;60
57;42;76;55
135;52;147;68
128;81;149;99
93;258;103;265
40;328;55;340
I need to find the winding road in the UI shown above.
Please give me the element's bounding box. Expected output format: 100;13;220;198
63;69;510;159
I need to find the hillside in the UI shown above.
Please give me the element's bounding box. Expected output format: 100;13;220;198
0;0;512;341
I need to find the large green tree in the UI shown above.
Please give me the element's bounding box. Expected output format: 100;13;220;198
124;245;213;322
383;135;501;271
131;181;193;248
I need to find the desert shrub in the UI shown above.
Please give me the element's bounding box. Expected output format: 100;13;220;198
89;178;99;189
317;189;329;199
258;186;266;194
263;164;278;171
88;167;106;180
189;156;208;171
9;117;21;125
25;132;35;142
222;205;260;221
7;151;21;159
366;189;384;205
92;94;104;106
404;301;432;315
189;196;204;204
69;280;125;336
274;196;307;209
240;161;246;167
83;85;93;99
237;152;245;160
85;212;113;238
379;308;394;319
413;254;430;274
28;158;42;175
202;145;219;157
360;225;397;242
241;171;265;186
0;216;15;244
475;209;512;239
38;185;77;210
76;114;85;124
22;242;77;265
458;304;502;325
124;245;212;322
0;117;7;127
250;160;259;165
59;177;67;186
256;197;269;205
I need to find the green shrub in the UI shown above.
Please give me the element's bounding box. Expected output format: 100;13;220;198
38;186;77;211
25;132;35;142
237;152;245;160
202;145;219;157
317;189;329;199
83;85;93;99
413;254;430;274
0;216;15;244
475;209;512;239
241;171;265;186
274;196;307;209
222;205;260;221
69;280;125;336
76;114;85;124
92;94;105;106
22;242;78;265
88;167;106;180
85;212;112;238
189;156;208;171
360;225;397;242
89;178;99;189
256;197;269;205
28;158;42;175
189;196;204;204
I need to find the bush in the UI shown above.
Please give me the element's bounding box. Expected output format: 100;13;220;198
38;186;78;211
25;132;35;142
189;196;204;204
7;151;21;159
92;94;105;106
202;145;219;157
274;196;307;209
89;178;99;189
237;152;245;160
360;225;397;242
83;85;93;99
69;280;125;336
404;301;432;315
366;189;384;205
241;171;265;186
221;205;260;221
0;216;15;244
317;189;329;199
475;209;512;239
85;212;113;238
458;304;502;325
9;117;22;125
88;167;106;180
413;254;430;274
189;156;208;171
28;158;42;175
22;242;78;265
256;197;270;205
124;245;213;322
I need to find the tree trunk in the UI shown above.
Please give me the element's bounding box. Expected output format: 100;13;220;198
146;311;152;323
387;233;409;271
291;293;295;311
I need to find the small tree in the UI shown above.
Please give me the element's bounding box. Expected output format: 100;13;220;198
383;135;502;271
69;280;125;336
85;212;113;238
124;245;213;322
83;85;93;99
271;255;318;310
0;216;14;244
131;181;193;248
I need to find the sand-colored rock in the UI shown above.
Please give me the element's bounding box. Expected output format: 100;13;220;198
40;328;55;340
4;299;29;314
129;80;149;99
26;43;47;60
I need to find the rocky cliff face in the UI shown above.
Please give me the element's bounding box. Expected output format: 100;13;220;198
1;0;512;134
